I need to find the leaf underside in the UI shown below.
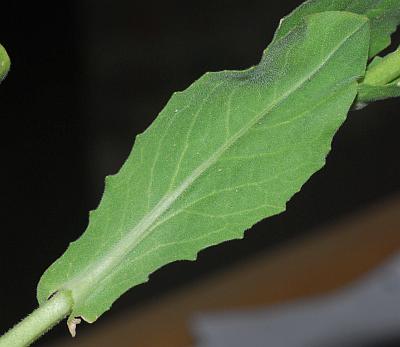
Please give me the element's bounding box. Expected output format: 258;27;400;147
37;1;399;328
274;0;400;57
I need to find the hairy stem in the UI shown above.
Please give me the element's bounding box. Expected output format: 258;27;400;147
0;291;73;347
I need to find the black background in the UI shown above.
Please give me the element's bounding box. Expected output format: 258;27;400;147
0;1;399;345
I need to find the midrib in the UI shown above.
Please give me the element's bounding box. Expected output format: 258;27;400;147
65;22;364;302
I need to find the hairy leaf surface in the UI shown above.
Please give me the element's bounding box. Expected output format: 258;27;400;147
273;0;400;57
38;11;370;326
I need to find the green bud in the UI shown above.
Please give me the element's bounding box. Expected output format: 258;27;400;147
0;44;11;83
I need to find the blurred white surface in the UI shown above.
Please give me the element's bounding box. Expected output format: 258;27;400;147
192;253;400;347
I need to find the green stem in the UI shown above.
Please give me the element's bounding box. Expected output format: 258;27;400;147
363;48;400;86
0;291;73;347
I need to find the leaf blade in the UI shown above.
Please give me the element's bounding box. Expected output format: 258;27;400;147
37;11;370;324
272;0;400;58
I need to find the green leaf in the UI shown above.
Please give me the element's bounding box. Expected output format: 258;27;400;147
0;44;10;83
356;48;400;107
272;0;400;58
363;48;400;85
355;57;400;109
356;78;400;108
38;11;370;328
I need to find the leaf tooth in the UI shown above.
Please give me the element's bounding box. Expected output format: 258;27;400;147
104;174;114;186
171;90;183;97
234;232;245;240
88;209;98;221
183;253;198;262
180;229;247;263
134;133;143;141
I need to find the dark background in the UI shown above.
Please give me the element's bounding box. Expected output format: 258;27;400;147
0;1;399;345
